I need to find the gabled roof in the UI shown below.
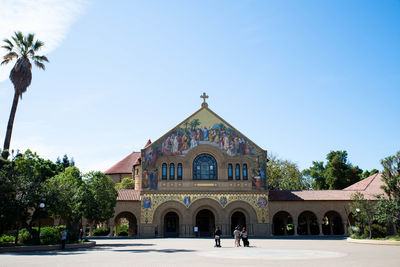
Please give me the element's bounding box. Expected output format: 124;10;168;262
343;173;384;193
269;173;385;201
117;189;140;201
104;152;141;174
144;105;265;154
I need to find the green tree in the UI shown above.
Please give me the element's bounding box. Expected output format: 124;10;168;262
115;177;135;190
303;151;362;190
0;153;17;236
80;172;118;234
361;169;379;179
1;32;49;151
375;151;400;234
2;150;59;244
302;161;326;190
375;197;400;235
45;166;83;241
55;154;75;170
267;155;311;190
380;151;400;200
350;192;376;239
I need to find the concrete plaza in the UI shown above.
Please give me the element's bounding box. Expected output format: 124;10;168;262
1;237;399;267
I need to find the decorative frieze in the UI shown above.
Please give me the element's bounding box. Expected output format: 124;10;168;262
141;192;268;224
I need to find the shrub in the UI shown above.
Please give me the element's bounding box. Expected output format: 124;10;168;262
370;224;387;238
18;229;33;245
118;225;128;236
0;235;15;247
40;227;61;245
93;227;110;236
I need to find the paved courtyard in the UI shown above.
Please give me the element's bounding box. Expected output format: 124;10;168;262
1;238;399;267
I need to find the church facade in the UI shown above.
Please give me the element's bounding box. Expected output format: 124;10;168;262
104;95;383;237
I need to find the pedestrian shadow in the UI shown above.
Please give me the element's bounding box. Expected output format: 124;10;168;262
96;243;155;248
113;249;196;254
3;250;88;256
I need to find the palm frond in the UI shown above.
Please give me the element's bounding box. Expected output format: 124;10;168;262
26;33;34;48
3;39;14;49
4;52;18;60
34;60;45;70
33;55;49;63
32;40;44;51
1;59;11;65
1;45;13;51
14;32;27;54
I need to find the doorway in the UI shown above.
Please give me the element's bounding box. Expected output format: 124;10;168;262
164;212;179;237
195;209;215;236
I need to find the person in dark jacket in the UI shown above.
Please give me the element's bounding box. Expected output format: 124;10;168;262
241;227;249;247
214;226;222;247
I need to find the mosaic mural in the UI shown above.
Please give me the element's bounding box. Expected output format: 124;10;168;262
140;193;269;224
141;108;268;191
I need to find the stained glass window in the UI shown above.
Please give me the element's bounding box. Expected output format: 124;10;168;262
177;163;182;180
193;153;217;180
162;163;167;180
235;164;240;180
228;164;233;180
170;163;175;180
243;164;248;180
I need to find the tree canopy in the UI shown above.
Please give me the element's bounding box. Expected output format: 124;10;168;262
115;177;135;190
267;154;312;190
0;150;117;243
303;150;362;190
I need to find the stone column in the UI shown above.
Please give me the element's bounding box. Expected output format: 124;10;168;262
319;223;323;236
343;220;348;235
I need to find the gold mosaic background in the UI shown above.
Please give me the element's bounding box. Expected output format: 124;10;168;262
141;193;269;224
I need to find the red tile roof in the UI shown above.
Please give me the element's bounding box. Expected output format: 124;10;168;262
269;173;385;201
117;190;140;201
104;152;141;174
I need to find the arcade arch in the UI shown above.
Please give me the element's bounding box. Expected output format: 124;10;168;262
322;211;344;235
114;211;137;237
272;211;294;235
297;211;319;235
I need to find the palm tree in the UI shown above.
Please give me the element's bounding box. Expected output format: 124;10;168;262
1;32;49;151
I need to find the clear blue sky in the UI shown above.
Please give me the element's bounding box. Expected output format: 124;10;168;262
0;0;399;173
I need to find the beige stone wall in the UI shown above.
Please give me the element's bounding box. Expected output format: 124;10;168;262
154;145;254;193
107;173;132;184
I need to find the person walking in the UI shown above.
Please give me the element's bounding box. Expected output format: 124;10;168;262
61;229;67;250
233;226;241;247
241;227;249;247
214;226;222;247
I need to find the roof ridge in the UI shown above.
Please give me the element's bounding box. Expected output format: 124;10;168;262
363;173;379;191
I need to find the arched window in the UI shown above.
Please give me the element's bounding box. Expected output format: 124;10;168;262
162;163;167;180
193;153;217;180
177;163;182;180
235;164;240;180
169;163;175;180
243;164;248;180
228;164;233;180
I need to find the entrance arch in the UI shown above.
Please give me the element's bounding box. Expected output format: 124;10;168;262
164;212;179;237
196;209;215;236
114;212;137;237
231;211;246;234
322;211;344;235
298;211;319;235
272;211;294;235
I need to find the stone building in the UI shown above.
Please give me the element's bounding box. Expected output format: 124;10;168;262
104;95;383;237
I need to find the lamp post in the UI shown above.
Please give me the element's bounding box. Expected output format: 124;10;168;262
38;203;45;244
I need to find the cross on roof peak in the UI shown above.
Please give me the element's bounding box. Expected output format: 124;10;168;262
200;92;209;108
